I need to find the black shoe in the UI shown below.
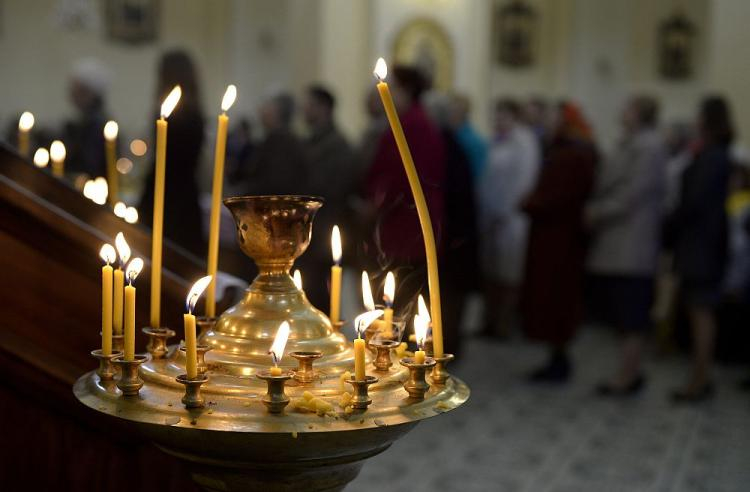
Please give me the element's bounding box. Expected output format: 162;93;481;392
670;383;715;403
595;375;646;397
527;356;571;384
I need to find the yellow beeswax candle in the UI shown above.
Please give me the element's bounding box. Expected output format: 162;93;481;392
151;86;181;329
100;244;116;356
113;269;124;335
354;337;366;381
414;350;426;364
270;366;283;376
330;225;342;323
373;58;444;357
18;112;34;157
103;121;119;206
206;85;236;318
50;140;66;178
184;276;212;379
123;258;143;361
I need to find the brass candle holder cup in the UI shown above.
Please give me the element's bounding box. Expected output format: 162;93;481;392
179;344;213;375
289;351;322;383
176;374;209;408
113;354;148;396
345;375;378;410
112;333;124;353
331;320;344;333
256;371;292;414
369;340;400;372
399;357;436;400
143;327;176;359
196;316;218;343
91;349;123;382
430;353;455;385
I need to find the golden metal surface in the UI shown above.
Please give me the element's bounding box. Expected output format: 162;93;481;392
430;353;455;385
176;373;208;408
370;340;399;372
400;357;436;400
290;351;323;383
345;375;378;410
91;349;121;381
143;327;176;359
113;354;147;396
257;371;292;413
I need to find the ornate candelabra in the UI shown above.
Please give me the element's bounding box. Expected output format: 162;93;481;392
74;195;469;492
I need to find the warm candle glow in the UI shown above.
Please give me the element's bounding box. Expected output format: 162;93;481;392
103;120;119;141
113;201;127;218
125;258;144;285
33;148;49;168
384;272;395;307
269;321;291;365
293;269;302;290
92;177;108;205
331;225;342;264
124;206;138;224
18;112;34;131
115;232;131;266
413;314;429;350
50;140;66;161
354;309;384;338
361;271;375;311
160;85;182;119
186;275;212;314
221;84;237;112
99;244;116;265
373;57;388;81
83;180;95;199
418;294;431;322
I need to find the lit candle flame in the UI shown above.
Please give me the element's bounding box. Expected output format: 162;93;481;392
113;201;127;218
221;84;237;112
18;112;34;131
269;321;290;366
33;148;49;168
354;309;384;339
50;140;66;162
384;271;395;307
99;243;116;265
115;232;131;266
160;85;182;119
373;57;388;81
418;294;430;322
185;275;212;314
125;257;144;285
331;225;342;264
413;314;429;350
83;179;95;199
92;177;108;205
293;269;302;290
103;120;119;141
124;206;138;224
361;271;375;311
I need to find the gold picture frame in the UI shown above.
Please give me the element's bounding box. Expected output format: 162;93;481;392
392;18;454;91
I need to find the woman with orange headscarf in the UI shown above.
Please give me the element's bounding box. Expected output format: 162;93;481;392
521;102;598;383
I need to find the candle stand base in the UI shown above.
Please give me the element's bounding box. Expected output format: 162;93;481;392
179;345;212;375
290;351;322;383
370;340;399;372
196;316;218;343
176;374;209;408
143;327;176;359
345;375;378;410
430;353;454;385
91;349;122;381
257;371;292;413
399;357;436;400
113;355;148;396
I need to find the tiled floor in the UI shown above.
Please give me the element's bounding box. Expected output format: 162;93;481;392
350;328;750;492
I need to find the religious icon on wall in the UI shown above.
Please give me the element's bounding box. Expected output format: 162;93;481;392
494;0;537;68
658;12;696;80
105;0;159;44
392;18;454;91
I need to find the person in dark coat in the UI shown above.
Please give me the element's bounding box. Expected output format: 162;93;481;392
665;96;733;402
139;50;205;257
521;102;597;383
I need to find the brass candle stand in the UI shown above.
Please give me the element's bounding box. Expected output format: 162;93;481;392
143;326;176;359
196;316;217;343
370;339;399;372
430;353;455;385
290;350;322;383
90;349;122;381
74;195;469;492
113;354;148;396
176;373;209;408
345;375;378;410
257;371;292;413
112;333;124;353
179;344;212;375
400;356;436;400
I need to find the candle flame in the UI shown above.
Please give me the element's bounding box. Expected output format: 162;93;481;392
221;84;237;112
331;225;342;264
103;120;119;141
92;177;108;205
418;294;430;322
384;271;396;306
373;57;388;81
83;179;95;199
99;243;116;265
125;257;144;285
354;309;384;338
115;232;131;265
113;201;127;218
50;140;66;162
33;148;49;168
361;271;375;311
160;85;182;119
269;321;290;365
293;269;302;290
18;111;34;131
413;314;429;349
185;275;212;314
124;206;138;224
